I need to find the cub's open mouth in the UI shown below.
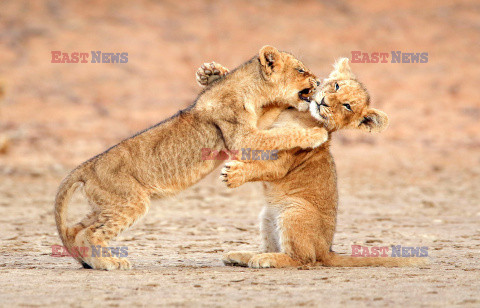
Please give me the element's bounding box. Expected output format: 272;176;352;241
298;87;314;102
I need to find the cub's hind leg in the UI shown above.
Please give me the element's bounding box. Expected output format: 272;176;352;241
74;199;149;270
248;202;320;268
248;206;300;268
64;211;98;267
74;180;150;271
65;211;97;247
222;205;280;267
250;199;330;268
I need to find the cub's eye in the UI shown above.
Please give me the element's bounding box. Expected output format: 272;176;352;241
296;68;305;74
343;103;352;111
335;82;340;91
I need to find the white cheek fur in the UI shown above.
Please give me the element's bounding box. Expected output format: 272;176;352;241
309;101;323;122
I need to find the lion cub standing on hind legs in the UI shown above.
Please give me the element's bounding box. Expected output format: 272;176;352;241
197;58;427;268
55;46;328;270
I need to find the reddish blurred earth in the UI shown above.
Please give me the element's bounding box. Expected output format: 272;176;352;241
0;0;479;306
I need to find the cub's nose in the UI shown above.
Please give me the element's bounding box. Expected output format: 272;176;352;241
318;97;329;107
316;80;321;87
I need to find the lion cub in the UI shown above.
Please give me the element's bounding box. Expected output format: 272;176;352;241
199;59;426;268
55;46;327;270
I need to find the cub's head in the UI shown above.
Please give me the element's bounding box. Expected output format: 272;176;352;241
258;45;318;111
310;58;388;133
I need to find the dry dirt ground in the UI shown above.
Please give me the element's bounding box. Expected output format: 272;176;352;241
0;0;479;307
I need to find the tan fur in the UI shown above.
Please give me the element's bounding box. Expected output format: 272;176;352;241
54;46;326;270
199;59;427;268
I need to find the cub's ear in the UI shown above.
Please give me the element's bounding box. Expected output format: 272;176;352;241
259;45;283;79
328;58;355;80
358;108;389;133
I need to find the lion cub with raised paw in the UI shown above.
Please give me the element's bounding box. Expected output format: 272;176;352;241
55;46;327;270
198;58;427;268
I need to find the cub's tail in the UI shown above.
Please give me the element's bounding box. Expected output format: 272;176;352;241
320;252;428;267
54;167;84;253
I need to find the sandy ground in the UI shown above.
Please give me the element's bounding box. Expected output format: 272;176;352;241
0;0;479;306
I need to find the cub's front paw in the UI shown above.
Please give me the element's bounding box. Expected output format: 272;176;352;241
248;254;277;268
220;161;247;188
222;251;258;267
85;257;132;271
196;62;229;87
301;127;329;149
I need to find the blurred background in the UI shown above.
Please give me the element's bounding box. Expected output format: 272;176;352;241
0;0;479;306
1;0;478;170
